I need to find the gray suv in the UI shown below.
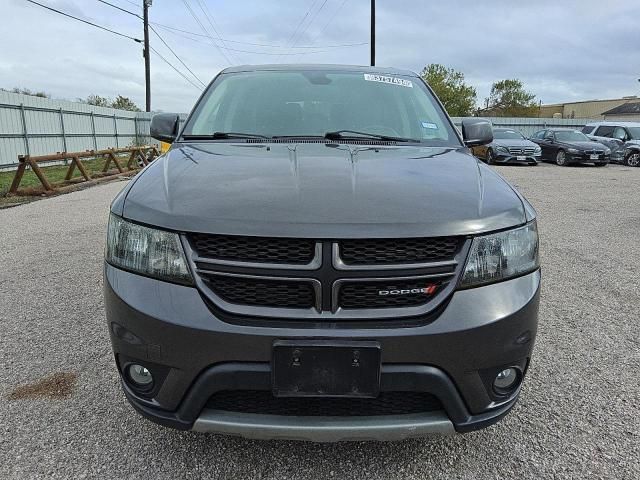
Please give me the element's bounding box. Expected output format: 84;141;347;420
104;65;540;442
582;122;640;166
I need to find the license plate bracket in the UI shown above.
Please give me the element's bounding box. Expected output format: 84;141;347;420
590;154;600;160
272;340;381;398
517;155;526;161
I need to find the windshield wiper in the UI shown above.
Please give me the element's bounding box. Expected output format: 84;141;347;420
182;132;271;140
324;130;419;142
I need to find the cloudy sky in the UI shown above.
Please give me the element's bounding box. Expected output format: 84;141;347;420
3;0;640;112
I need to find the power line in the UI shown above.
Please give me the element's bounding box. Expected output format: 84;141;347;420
149;25;206;88
96;0;139;18
149;45;203;91
150;22;365;49
193;0;239;63
279;0;319;60
113;0;140;9
25;0;141;42
150;23;366;55
181;0;233;65
119;0;140;8
95;0;205;89
309;0;351;46
289;0;329;51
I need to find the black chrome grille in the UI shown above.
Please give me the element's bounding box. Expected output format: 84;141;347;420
200;273;316;309
207;390;442;416
339;278;446;309
187;234;465;319
338;237;460;265
190;234;316;265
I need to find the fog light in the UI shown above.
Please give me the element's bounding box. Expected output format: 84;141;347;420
128;364;153;387
493;367;519;394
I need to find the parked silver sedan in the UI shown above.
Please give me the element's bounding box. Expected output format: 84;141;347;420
472;128;541;165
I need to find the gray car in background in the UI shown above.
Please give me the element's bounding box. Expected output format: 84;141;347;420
472;128;541;165
104;65;540;442
582;122;640;166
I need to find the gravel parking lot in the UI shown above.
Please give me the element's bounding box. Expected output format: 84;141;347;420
1;163;638;479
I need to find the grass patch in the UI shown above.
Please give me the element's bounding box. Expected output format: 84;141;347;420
0;154;137;200
0;158;111;192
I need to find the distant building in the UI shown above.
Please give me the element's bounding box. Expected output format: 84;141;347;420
539;96;639;119
601;102;640;122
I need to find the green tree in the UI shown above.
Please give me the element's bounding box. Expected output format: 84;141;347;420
111;95;141;112
84;94;111;107
484;79;538;117
420;64;477;117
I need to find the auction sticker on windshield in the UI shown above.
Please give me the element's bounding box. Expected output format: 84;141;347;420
364;73;413;88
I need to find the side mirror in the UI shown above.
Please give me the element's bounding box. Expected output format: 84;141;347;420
461;118;493;147
150;113;180;143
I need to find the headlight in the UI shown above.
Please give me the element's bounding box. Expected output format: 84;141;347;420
567;148;580;154
495;146;509;153
534;146;542;154
106;214;193;285
604;148;611;155
461;221;539;288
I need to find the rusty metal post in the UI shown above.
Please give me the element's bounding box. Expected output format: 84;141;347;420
59;108;68;153
59;108;69;165
90;111;98;151
19;103;30;157
113;114;119;148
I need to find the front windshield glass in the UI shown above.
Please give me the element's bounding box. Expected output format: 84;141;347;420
626;127;640;139
182;70;459;146
555;131;589;142
493;129;524;140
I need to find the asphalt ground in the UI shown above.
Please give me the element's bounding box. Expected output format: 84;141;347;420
1;162;638;479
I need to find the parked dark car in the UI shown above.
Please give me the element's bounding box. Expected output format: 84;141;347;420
472;128;541;165
104;65;540;442
581;122;640;166
530;129;610;166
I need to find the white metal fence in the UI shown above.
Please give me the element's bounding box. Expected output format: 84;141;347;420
0;90;158;169
451;116;591;137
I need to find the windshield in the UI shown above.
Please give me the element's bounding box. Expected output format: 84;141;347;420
555;131;589;142
182;70;459;146
626;127;640;139
493;129;524;140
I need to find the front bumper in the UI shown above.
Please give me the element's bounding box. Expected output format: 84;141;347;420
105;264;540;441
568;153;610;164
493;152;540;164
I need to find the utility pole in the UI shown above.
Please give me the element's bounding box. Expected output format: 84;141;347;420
370;0;375;66
143;0;152;112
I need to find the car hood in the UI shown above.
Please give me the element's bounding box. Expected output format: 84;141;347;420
120;142;528;238
559;141;607;151
492;139;538;148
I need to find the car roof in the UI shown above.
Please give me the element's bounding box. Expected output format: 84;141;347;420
548;128;582;132
220;64;418;77
584;121;640;127
494;128;520;132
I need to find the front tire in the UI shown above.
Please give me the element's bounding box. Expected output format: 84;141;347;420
556;150;569;166
624;152;640;167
